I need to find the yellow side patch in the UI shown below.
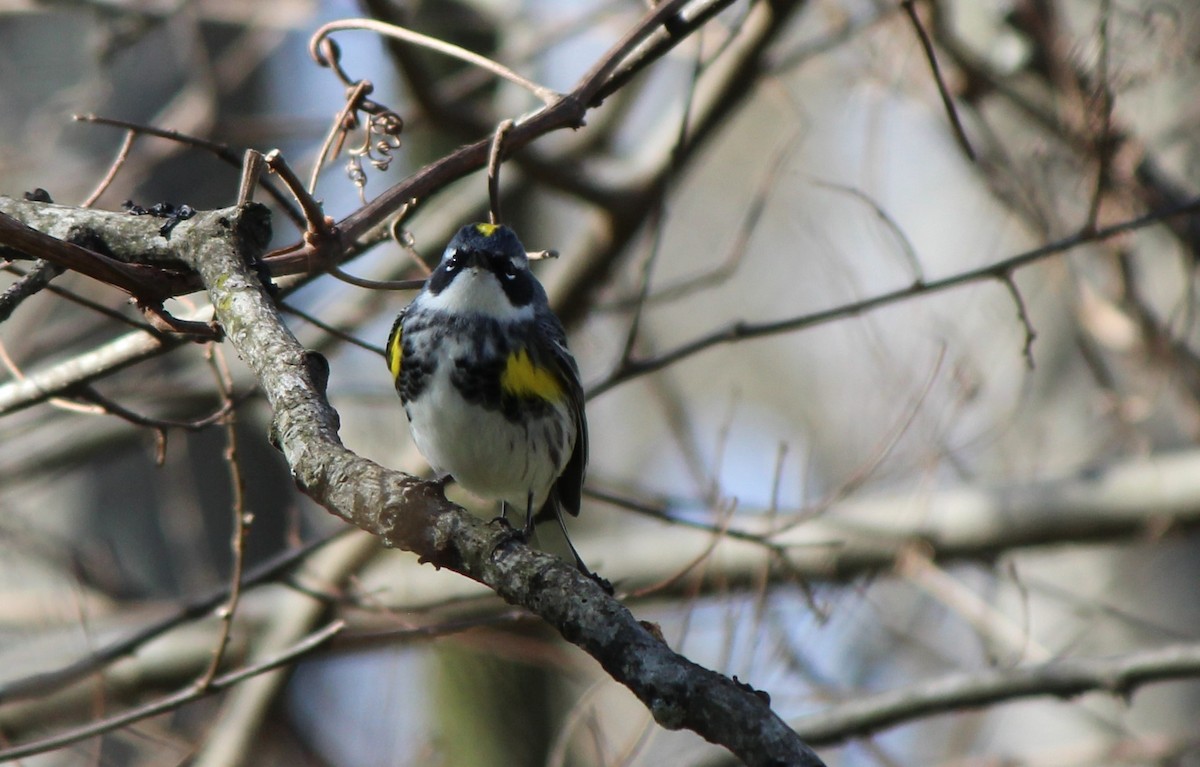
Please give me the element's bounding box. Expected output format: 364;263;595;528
501;350;564;402
474;222;498;237
386;324;403;379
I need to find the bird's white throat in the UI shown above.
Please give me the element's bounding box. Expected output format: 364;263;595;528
419;268;534;320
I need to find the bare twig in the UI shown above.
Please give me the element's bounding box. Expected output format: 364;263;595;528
794;642;1200;746
277;302;383;357
70;384;235;432
238;149;266;207
196;345;248;690
999;272;1038;369
615;33;706;366
73;114;306;228
81;129;137;208
2;263;159;332
0;259;62;323
590;196;1200;398
900;0;976;161
811;179;925;284
270;0;702;275
583;486;790;553
1085;0;1115;231
487;119;515;225
0;531;346;705
308;79;373;193
264;149;335;241
0;339;103;418
606;130;798;312
0;313;181;416
627;497;742;600
897;549;1051;664
0;210;188;301
309;18;560;105
572;0;694;105
0;621;344;762
324;263;425;291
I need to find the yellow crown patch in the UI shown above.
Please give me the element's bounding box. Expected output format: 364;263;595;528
474;222;499;237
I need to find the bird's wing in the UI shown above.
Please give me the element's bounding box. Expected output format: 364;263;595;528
386;309;405;384
535;316;587;516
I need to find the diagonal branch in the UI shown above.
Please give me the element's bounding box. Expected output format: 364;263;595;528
794;642;1200;746
268;0;714;274
590;194;1200;398
0;621;344;762
309;18;560;105
0;209;192;301
174;203;826;767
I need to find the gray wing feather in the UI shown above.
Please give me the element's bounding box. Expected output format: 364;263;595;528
535;313;587;516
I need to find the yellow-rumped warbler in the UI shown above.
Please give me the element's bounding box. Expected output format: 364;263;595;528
386;223;592;574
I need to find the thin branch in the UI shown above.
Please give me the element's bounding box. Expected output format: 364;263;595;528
794;642;1200;746
554;0;818;329
615;31;705;366
196;345;248;690
897;549;1051;664
999;272;1038;369
323;264;426;292
589;196;1200;398
331;610;532;650
275;0;705;274
771;343;951;537
619;210;667;365
0;531;347;704
0;259;62;323
0;621;344;762
810;178;925;284
358;0;629;208
238;148;266;207
309;18;560;105
584;486;786;552
0;315;181;416
606;130;799;311
1;263;155;332
264;150;335;241
900;0;976;161
279;301;385;355
308;79;373;194
189;530;382;767
573;0;694;105
487;119;515;225
70;384;235;432
0;209;188;301
627;497;741;601
590;0;746;106
73;114;306;228
1085;0;1115;231
80;129;137;208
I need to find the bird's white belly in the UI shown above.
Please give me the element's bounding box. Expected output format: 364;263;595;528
407;365;573;512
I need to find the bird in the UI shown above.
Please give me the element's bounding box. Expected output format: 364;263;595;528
386;222;593;576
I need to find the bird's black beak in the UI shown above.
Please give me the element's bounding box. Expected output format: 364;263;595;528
461;250;484;270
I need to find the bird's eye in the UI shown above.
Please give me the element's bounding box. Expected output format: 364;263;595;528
503;261;519;280
445;253;459;271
